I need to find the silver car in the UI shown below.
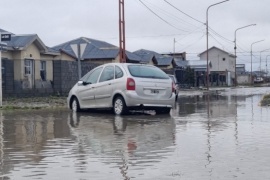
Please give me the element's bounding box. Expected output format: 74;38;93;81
67;63;175;115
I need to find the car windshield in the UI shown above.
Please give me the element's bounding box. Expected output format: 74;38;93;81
128;65;169;79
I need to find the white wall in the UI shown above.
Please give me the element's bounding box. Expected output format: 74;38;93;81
199;47;235;77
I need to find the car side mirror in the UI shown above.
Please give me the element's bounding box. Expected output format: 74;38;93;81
77;80;84;86
78;80;91;86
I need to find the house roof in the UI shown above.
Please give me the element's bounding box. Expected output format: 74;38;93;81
125;51;141;62
198;46;236;58
133;49;173;65
156;57;173;66
6;34;47;52
133;49;155;64
175;59;188;67
0;28;59;56
52;37;141;61
2;33;59;56
236;64;245;68
0;28;14;34
187;60;208;71
188;60;207;66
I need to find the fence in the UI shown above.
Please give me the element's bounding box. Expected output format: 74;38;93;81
1;59;98;98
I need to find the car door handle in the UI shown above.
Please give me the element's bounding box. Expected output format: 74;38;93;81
108;83;111;85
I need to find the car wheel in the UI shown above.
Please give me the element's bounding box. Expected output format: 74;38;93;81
155;107;171;114
71;97;81;112
113;96;128;115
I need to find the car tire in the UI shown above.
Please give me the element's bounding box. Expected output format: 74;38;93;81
71;97;81;112
155;107;171;114
113;96;128;115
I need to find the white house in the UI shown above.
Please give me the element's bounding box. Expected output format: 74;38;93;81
198;46;236;86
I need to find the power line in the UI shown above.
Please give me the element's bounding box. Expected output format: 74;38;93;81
139;0;235;51
208;27;233;44
142;0;200;30
138;0;189;32
163;0;234;46
208;33;233;54
177;33;205;52
164;0;204;24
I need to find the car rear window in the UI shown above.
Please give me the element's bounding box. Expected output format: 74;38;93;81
128;65;169;79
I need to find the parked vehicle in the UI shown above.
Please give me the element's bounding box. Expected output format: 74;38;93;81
168;74;179;101
67;63;175;115
254;77;264;83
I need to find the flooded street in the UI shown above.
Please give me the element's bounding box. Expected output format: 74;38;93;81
1;87;270;180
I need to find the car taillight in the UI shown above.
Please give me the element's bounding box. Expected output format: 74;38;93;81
127;78;135;91
172;82;175;93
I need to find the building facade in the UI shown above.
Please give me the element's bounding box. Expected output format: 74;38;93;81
198;46;236;86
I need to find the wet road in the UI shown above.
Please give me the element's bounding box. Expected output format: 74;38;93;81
0;87;270;180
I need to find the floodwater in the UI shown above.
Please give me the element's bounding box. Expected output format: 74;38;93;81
0;87;270;180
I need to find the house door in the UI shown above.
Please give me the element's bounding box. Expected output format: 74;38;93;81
24;59;34;89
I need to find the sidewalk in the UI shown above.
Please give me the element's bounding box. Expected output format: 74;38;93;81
1;96;67;109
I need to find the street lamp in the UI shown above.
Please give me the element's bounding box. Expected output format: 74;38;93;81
206;0;229;90
260;48;270;76
251;39;264;85
234;24;256;86
266;55;270;76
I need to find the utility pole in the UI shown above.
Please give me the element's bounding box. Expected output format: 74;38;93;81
234;24;256;86
119;0;126;63
206;0;229;90
250;40;264;85
173;38;176;55
0;32;2;107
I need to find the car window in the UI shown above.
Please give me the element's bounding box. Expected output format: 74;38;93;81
99;66;114;82
128;65;169;79
84;67;102;84
115;66;123;79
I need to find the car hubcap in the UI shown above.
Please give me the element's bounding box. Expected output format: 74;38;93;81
72;100;77;112
114;99;123;115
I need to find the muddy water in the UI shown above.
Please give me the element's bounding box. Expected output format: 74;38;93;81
0;87;270;180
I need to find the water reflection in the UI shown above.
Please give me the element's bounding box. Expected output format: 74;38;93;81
177;95;237;119
0;110;176;179
1;87;270;179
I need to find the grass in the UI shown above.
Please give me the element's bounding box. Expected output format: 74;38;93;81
1;96;67;110
260;94;270;106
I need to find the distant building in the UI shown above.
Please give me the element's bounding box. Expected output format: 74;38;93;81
52;37;141;64
198;46;236;86
1;28;59;94
161;52;186;60
236;64;246;75
133;49;174;70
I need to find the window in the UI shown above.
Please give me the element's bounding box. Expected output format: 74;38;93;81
40;61;46;81
128;65;169;79
99;66;114;82
115;66;123;79
25;59;32;75
85;67;102;84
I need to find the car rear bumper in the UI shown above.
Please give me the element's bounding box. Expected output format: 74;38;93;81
124;91;175;108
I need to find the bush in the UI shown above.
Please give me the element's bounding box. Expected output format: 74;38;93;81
260;94;270;106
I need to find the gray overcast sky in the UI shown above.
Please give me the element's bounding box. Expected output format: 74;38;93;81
1;0;270;71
